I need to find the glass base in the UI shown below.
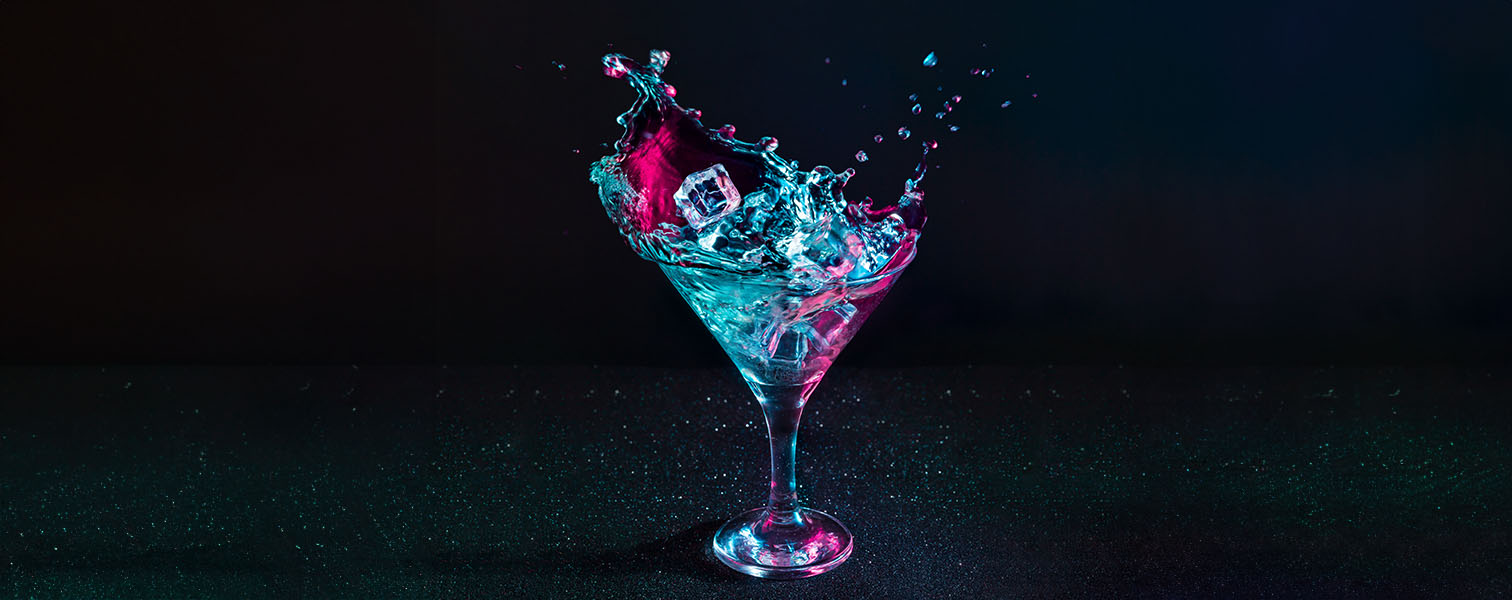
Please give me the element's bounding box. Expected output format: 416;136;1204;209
710;507;854;579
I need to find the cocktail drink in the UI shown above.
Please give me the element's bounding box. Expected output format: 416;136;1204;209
659;255;913;578
589;50;927;579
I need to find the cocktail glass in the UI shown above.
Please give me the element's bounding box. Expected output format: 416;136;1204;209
658;244;916;579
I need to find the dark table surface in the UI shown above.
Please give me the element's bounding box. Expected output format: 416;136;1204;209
2;365;1510;598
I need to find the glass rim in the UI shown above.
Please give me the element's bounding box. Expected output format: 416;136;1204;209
655;241;918;290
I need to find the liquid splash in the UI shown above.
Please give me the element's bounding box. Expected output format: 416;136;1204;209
589;50;926;283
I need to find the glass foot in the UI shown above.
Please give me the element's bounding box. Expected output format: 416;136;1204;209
711;507;854;579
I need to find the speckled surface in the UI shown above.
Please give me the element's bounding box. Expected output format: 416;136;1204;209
2;366;1510;598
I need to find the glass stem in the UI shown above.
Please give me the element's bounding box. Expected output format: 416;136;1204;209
751;378;822;522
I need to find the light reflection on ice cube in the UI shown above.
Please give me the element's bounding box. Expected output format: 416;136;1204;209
674;164;743;230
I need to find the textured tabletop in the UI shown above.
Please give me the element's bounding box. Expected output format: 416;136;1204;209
2;366;1510;598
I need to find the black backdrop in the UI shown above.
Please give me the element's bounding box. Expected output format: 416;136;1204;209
2;0;1509;366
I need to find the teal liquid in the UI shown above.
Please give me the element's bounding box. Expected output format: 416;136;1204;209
588;50;926;285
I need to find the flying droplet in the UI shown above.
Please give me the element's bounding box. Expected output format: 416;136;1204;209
922;51;938;67
897;127;911;140
663;84;677;97
924;139;939;149
824;57;831;64
551;61;567;71
758;136;779;152
571;149;580;154
911;104;922;115
1000;100;1012;108
948;125;960;132
970;68;981;75
951;95;962;103
908;93;918;102
841;79;847;86
1032;93;1039;98
855;150;869;162
874;134;885;143
934;112;945;119
718;124;736;138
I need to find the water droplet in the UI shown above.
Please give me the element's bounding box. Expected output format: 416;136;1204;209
572;148;581;154
686;108;702;119
1032;93;1039;98
718;124;736;138
551;61;567;71
873;134;884;143
911;104;922;115
934;112;945;119
824;57;831;64
1025;73;1031;78
922;51;938;67
648;49;671;73
758;136;779;152
897;126;911;140
951;95;962;103
970;68;981;75
924;139;938;149
842;167;856;179
855;150;869;162
908;93;918;102
948;125;960;132
663;84;677;97
936;85;943;91
1000;100;1012;108
841;79;847;86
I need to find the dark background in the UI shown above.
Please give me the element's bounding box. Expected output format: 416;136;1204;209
2;0;1509;367
3;5;1511;597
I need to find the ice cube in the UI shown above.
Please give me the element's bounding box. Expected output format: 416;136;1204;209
696;218;760;261
770;177;821;225
734;189;776;237
851;213;908;278
762;321;825;363
674;164;743;230
780;214;862;279
806;302;858;348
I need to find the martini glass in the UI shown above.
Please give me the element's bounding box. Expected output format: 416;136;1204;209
659;244;917;579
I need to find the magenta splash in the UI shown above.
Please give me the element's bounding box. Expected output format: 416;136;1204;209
588;49;925;284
